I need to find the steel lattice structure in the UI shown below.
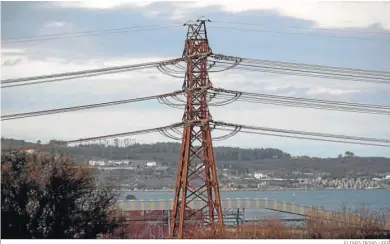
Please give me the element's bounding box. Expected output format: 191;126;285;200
169;19;224;239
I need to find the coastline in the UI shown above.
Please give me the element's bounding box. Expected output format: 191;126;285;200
116;187;389;193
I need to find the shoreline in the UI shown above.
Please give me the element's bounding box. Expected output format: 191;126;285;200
116;187;389;193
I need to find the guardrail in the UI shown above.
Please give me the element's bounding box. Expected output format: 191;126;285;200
118;198;321;216
117;198;390;230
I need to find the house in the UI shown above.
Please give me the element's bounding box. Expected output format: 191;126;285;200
113;161;123;166
146;161;157;167
254;172;267;179
156;166;168;171
88;160;105;166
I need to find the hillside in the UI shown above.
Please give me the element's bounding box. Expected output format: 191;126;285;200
2;137;390;177
1;138;291;161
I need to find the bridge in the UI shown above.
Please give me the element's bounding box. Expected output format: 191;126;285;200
119;198;316;216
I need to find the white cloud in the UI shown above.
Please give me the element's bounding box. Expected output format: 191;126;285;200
182;1;390;29
1;48;26;55
306;87;360;96
44;21;67;28
53;1;153;9
52;1;390;30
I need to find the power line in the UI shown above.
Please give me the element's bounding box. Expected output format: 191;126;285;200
158;87;390;115
1;24;182;44
1;90;185;121
4;52;388;88
215;127;390;148
213;121;390;145
1;57;182;84
4;118;390;152
5;20;387;44
1;122;185;151
2;23;182;40
1;53;208;87
211;88;390;115
212;20;390;36
208;24;390;42
210;55;390;84
217;65;390;85
67;123;184;144
212;55;390;79
214;54;390;77
229;64;390;84
6;86;389;121
230;97;390;115
1;66;153;88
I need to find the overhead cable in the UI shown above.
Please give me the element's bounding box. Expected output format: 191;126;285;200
210;88;390;115
212;120;390;145
154;87;390;115
1;57;183;85
1;90;185;121
2;122;185;151
1;53;208;87
2;24;182;44
208;25;390;42
210;54;390;84
215;127;390;148
1;66;151;88
3;120;390;152
212;54;390;77
212;20;390;36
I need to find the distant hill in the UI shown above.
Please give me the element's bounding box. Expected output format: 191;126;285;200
2;137;390;177
1;138;37;148
1;138;291;161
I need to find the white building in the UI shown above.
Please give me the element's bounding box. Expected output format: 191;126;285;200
254;172;267;179
108;160;129;166
385;175;390;180
146;161;157;167
156;166;168;171
88;160;105;166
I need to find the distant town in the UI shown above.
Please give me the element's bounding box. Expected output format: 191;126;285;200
88;158;390;192
3;138;390;192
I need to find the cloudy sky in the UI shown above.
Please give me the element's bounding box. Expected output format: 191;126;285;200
1;1;390;157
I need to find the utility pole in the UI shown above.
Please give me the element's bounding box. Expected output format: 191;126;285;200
169;18;224;239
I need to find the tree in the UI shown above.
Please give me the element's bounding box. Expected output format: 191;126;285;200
1;151;122;239
344;151;355;157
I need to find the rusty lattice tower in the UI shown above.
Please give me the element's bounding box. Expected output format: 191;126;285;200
169;19;224;239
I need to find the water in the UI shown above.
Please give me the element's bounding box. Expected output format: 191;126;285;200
121;189;390;210
120;189;390;220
